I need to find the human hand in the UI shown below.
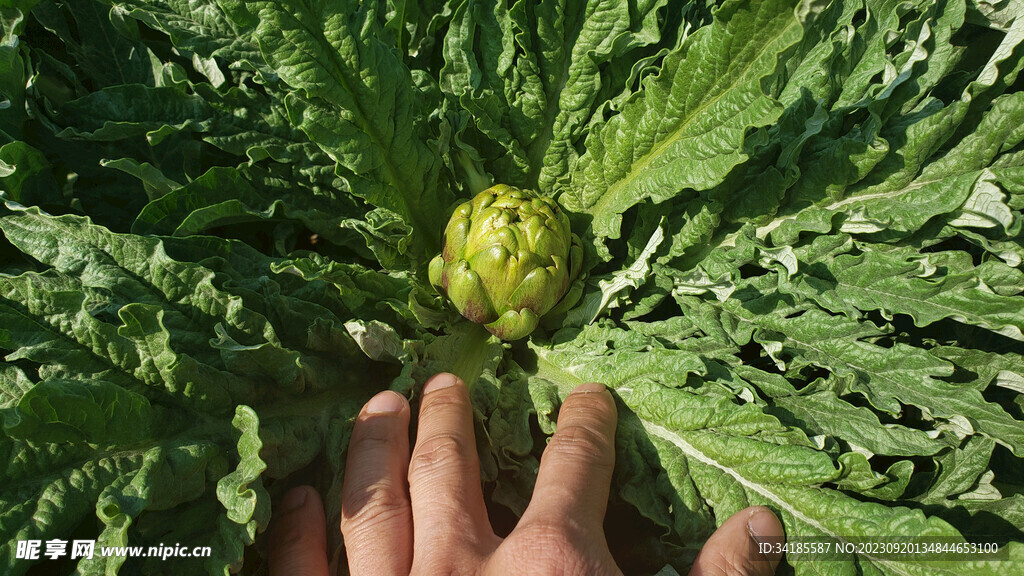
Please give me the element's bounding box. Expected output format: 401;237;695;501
269;373;786;575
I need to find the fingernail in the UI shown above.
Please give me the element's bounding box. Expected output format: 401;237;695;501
282;487;308;513
747;508;784;561
365;391;406;414
423;373;459;395
570;382;608;395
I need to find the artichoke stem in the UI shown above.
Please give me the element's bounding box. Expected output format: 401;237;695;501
456;149;493;195
448;322;494;390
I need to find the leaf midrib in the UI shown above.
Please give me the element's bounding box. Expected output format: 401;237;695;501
525;1;587;189
577;7;798;225
637;419;920;576
835;275;1023;336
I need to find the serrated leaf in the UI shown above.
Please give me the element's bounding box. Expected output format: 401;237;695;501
565;0;807;242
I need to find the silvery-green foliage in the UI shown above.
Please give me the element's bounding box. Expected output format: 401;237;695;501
1;0;1022;574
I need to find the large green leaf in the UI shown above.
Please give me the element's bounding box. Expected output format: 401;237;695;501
232;0;452;257
0;204;387;575
564;0;808;244
532;321;1024;574
439;0;696;193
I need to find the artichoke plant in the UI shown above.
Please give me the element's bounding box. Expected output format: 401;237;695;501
429;184;583;340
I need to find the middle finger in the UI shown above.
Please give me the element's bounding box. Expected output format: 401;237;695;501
408;373;498;568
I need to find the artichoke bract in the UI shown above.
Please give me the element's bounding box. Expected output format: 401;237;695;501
429;184;582;340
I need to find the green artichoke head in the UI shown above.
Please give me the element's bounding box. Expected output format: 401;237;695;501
429;184;583;340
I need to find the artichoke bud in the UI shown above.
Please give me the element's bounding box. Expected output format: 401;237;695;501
429;184;583;340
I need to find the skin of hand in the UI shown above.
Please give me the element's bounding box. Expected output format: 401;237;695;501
269;373;786;576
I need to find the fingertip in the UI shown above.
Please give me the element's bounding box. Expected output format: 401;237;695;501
273;486;323;535
281;485;312;514
364;390;409;415
569;383;617;422
570;381;611;396
269;486;328;576
561;381;617;432
748;506;785;571
423;372;462;395
689;506;785;576
746;506;785;547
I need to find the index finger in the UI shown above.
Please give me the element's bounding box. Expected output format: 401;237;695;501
520;382;617;532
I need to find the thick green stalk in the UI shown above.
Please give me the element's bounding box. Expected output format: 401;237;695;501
448;322;496;389
456;149;493;195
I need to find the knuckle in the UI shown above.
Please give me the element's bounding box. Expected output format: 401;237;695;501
546;421;614;470
419;388;470;419
410;560;472;576
506;523;617;576
561;391;615;423
409;432;471;479
514;525;579;568
350;420;397;452
340;481;409;538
